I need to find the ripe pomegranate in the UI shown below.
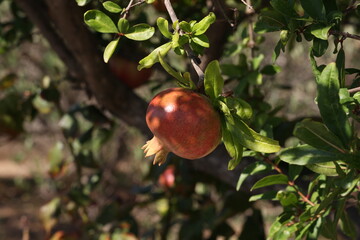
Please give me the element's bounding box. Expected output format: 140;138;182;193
142;88;221;165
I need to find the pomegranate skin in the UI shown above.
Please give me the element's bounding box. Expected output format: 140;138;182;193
145;88;221;160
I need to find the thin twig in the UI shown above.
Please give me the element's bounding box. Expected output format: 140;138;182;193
348;86;360;94
122;0;136;19
245;0;255;59
241;0;253;9
212;0;235;27
263;156;316;207
130;0;146;8
163;0;204;87
329;30;360;41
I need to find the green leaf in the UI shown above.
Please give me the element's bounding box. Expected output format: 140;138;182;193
310;24;332;40
288;165;303;181
309;49;322;82
317;62;352;145
157;17;172;39
221;119;243;170
277;191;298;207
76;0;91;6
158;54;184;83
254;10;287;33
138;42;172;70
312;38;328;57
219;101;234;125
192;12;216;35
249;190;278;201
294;119;346;153
124;23;155;41
340;211;357;239
306;162;339;176
260;65;281;75
219;96;253;121
117;18;129;33
103;38;119;63
231;116;281;153
204;60;224;101
179;21;191;32
236;161;271;191
103;1;122;13
251;174;288;190
191;34;209;48
270;0;297;17
300;0;326;21
280;144;348;165
336;48;345;87
84;10;119;33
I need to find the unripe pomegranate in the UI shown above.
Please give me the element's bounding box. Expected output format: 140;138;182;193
142;88;221;165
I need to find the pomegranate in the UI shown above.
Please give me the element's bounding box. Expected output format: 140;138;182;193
158;165;176;188
142;88;221;165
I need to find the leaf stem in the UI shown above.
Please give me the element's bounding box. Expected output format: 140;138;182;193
245;0;255;59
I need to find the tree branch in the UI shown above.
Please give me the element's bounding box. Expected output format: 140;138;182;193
329;30;360;41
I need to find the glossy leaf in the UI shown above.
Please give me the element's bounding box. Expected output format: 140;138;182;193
236;161;271;191
103;1;122;13
310;24;332;40
294;119;346;153
251;174;288;190
280;144;348;165
192;12;216;35
204;60;224;101
231;116;280;153
157;17;172;39
103;38;119;63
138;42;172;70
124;24;155;41
317;62;352;145
191;34;209;48
84;10;118;33
117;18;129;33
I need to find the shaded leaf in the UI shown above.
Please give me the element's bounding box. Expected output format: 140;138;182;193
300;0;326;21
236;161;271;191
312;38;328;57
251;174;288;190
317;62;352;145
222;119;243;170
118;18;129;33
294;119;346;153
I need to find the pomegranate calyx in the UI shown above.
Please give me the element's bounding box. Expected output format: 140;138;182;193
142;136;169;166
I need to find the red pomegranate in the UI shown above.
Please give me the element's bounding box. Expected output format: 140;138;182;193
142;88;221;165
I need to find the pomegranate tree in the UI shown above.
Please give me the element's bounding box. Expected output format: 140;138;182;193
142;88;221;165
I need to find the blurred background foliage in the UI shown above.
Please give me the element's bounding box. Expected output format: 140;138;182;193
0;0;360;239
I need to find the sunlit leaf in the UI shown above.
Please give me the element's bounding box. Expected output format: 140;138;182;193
84;10;118;33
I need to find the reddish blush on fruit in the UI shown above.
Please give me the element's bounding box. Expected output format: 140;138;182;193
142;88;221;165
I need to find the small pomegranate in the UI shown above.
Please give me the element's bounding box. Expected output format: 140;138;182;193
142;88;221;165
158;165;176;188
